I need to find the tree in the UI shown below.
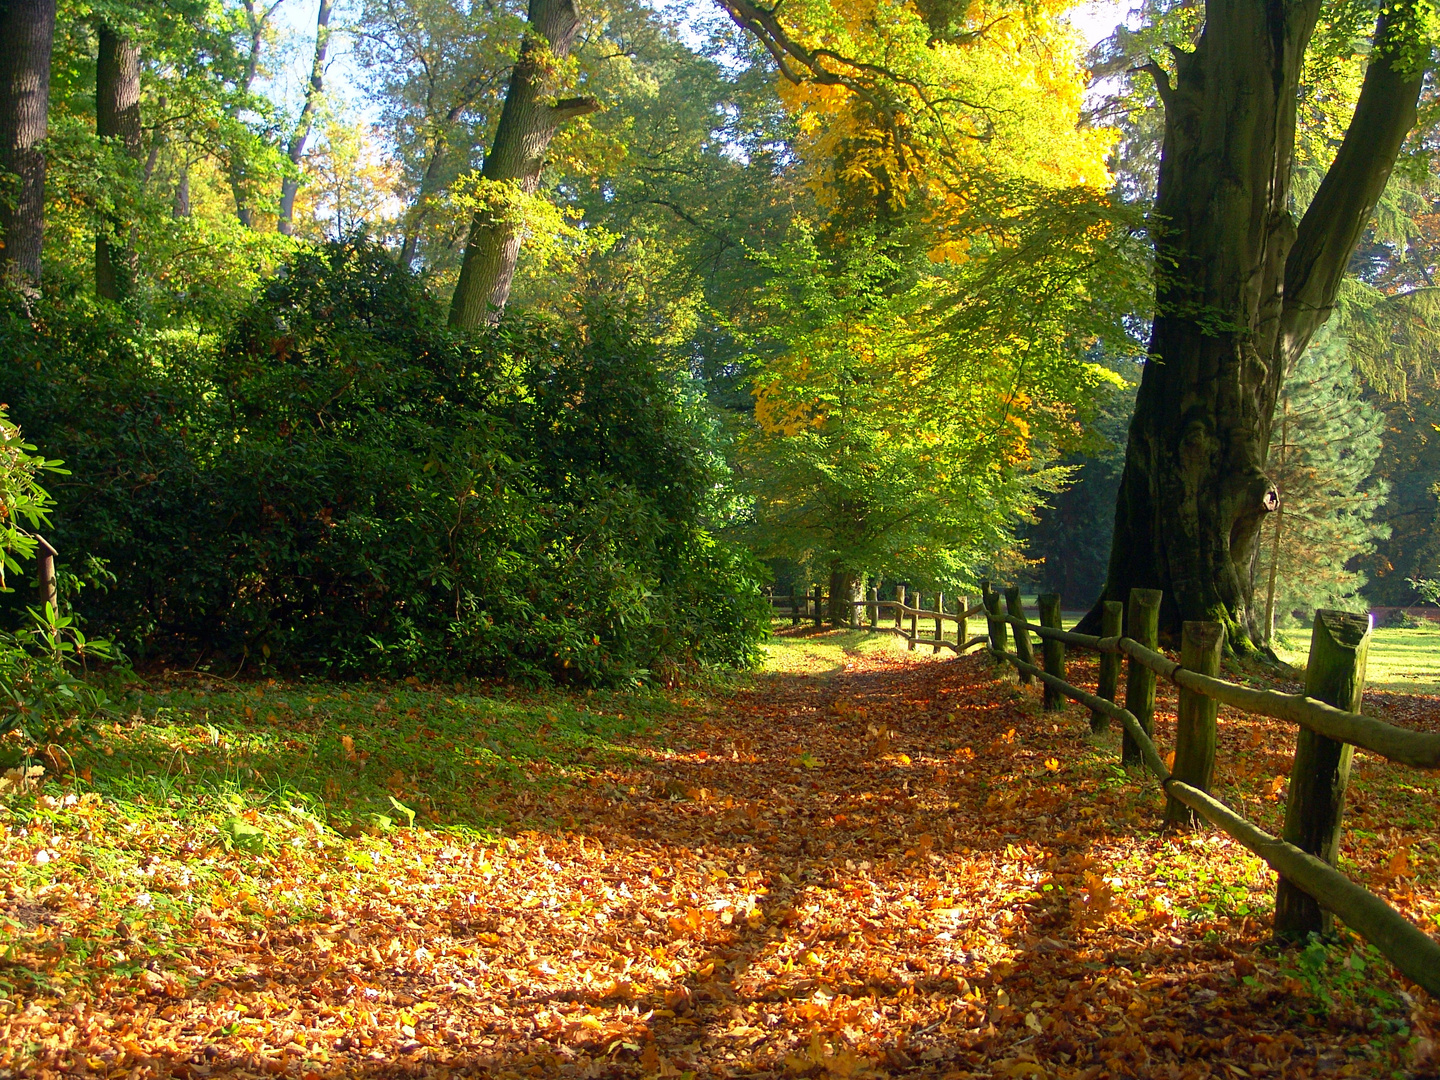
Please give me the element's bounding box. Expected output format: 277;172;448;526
94;17;142;300
447;0;597;327
0;0;56;288
1255;335;1389;637
353;0;522;271
277;0;333;236
1085;0;1430;646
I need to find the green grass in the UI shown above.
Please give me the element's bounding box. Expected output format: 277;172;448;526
1272;624;1440;694
761;625;912;675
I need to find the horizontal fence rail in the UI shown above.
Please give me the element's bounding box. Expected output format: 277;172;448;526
978;592;1440;998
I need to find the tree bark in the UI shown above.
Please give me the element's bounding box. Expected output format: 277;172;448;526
826;566;859;626
448;0;596;328
1088;1;1424;648
0;0;55;290
278;0;333;236
95;21;141;301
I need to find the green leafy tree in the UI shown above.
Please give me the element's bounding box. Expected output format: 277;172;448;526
1255;336;1389;636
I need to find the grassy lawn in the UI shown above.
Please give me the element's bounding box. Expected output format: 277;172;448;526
1272;623;1440;695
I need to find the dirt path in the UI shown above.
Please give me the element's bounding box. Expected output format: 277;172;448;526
5;632;1437;1078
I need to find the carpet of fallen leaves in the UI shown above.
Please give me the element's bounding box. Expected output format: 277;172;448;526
4;628;1440;1079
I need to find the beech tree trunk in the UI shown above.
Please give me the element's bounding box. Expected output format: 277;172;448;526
827;567;860;626
95;22;141;301
277;0;332;236
0;0;55;290
1088;0;1424;648
448;0;596;328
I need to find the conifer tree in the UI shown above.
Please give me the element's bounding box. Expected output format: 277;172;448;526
1256;336;1389;638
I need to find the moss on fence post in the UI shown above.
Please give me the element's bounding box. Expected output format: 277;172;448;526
1092;600;1123;731
982;581;1006;658
1276;609;1371;940
1038;594;1065;711
1123;589;1163;767
1165;620;1224;826
1004;586;1034;684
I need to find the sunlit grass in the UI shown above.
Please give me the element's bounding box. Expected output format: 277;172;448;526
1272;624;1440;694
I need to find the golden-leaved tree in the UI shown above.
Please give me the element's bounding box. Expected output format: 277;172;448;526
724;0;1147;610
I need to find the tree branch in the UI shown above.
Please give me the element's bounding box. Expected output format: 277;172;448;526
1279;5;1425;366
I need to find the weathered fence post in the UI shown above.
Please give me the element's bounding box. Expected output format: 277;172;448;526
791;590;800;627
1275;609;1371;940
933;592;945;654
1122;588;1163;767
895;584;905;634
1165;620;1225;826
982;582;1007;658
1091;600;1123;731
812;584;823;628
957;595;968;648
868;587;879;629
1004;586;1034;684
908;589;919;651
1038;594;1065;711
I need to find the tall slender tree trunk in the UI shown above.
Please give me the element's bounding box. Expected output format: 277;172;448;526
448;0;596;328
278;0;332;236
95;22;141;301
1086;0;1424;649
1262;402;1288;642
0;0;55;290
227;0;274;228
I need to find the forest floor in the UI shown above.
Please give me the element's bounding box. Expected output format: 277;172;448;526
4;629;1440;1079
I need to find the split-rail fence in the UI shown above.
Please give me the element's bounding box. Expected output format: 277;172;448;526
771;581;1440;996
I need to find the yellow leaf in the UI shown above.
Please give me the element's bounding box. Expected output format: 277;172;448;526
1044;757;1059;771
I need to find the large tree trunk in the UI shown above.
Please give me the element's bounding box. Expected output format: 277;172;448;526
95;22;141;301
278;0;332;236
1087;0;1423;649
448;0;596;328
0;0;55;290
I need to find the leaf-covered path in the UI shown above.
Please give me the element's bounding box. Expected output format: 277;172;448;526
5;631;1439;1078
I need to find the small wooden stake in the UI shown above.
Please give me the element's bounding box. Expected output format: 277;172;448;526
1092;600;1123;731
1165;620;1225;826
1275;609;1371;940
868;587;879;629
1038;594;1065;711
982;581;1007;658
1004;586;1034;684
908;590;919;651
933;592;944;653
1122;589;1163;767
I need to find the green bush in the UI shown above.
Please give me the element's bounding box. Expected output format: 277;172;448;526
0;241;767;685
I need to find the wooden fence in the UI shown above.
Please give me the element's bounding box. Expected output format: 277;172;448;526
979;587;1440;996
768;584;989;653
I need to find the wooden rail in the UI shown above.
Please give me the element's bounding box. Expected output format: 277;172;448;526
983;595;1440;997
767;586;987;653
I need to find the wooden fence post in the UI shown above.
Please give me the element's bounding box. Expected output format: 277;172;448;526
895;584;906;634
1165;621;1225;826
791;590;800;627
1122;589;1163;767
1038;594;1065;710
957;595;968;648
982;582;1007;658
1275;609;1371;940
1091;600;1124;731
812;584;823;628
868;587;879;629
908;590;919;651
1004;586;1034;684
934;592;945;653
